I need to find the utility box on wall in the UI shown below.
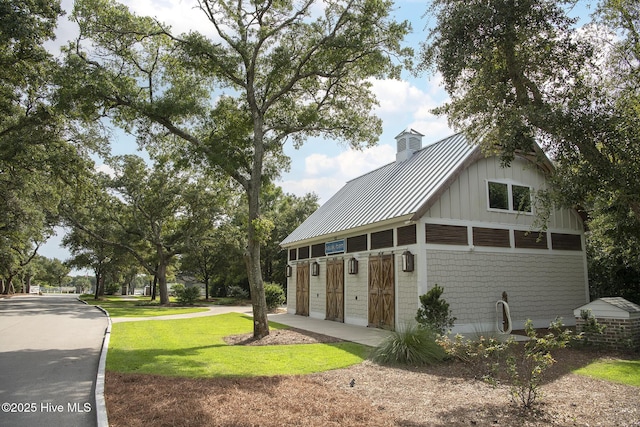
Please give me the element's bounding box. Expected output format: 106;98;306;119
574;297;640;351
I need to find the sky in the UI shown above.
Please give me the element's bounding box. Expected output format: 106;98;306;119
38;0;594;266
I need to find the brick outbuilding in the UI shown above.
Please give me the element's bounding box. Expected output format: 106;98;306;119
574;297;640;351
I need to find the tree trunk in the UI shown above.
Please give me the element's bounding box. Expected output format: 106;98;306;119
153;245;171;305
3;277;14;295
157;261;169;305
151;271;158;301
151;275;157;300
245;240;269;339
245;176;269;338
94;273;104;299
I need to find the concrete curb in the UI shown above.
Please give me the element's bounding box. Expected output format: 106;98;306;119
79;297;110;427
94;305;111;427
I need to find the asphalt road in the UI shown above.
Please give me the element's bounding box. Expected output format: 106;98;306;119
0;295;107;427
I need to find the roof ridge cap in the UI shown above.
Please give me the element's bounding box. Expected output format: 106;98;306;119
345;133;468;184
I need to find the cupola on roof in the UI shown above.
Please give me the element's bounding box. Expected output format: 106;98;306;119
395;128;424;163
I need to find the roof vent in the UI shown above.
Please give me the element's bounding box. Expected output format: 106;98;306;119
395;128;424;163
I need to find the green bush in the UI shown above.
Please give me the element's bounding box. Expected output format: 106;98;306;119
105;282;120;295
416;284;456;335
227;285;249;300
371;323;447;366
173;284;201;305
264;283;285;310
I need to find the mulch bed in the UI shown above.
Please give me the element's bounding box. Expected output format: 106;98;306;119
223;327;344;346
105;330;640;427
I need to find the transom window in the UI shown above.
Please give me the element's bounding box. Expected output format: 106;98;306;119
488;181;532;213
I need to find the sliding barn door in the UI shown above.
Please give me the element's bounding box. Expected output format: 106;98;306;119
368;254;395;329
295;262;309;316
325;259;344;322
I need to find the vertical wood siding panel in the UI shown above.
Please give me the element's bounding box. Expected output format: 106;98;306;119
440;188;452;218
450;176;461;219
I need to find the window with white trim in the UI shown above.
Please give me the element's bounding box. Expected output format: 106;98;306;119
487;181;532;213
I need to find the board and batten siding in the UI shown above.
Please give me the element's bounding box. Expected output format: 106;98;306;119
308;261;326;319
287;255;371;326
344;256;370;326
424;156;583;231
396;255;420;326
287;264;297;314
426;250;588;332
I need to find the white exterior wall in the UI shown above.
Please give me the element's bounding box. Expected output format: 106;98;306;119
308;259;326;319
396;252;420;327
418;155;588;332
426;249;587;332
286;265;297;314
344;255;369;326
425;157;584;232
286;255;371;326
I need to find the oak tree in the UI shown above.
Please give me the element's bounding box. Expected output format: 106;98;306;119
62;0;411;337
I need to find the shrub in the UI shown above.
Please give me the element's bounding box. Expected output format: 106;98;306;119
173;284;201;305
264;283;285;311
105;282;120;295
416;284;456;335
371;323;447;366
437;333;513;380
440;319;576;409
506;319;574;409
227;285;249;300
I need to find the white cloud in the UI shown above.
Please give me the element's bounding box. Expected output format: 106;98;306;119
281;144;395;204
367;77;453;139
120;0;215;36
95;163;115;177
304;153;336;176
51;0;218;54
305;144;395;178
279;177;344;205
369;78;428;114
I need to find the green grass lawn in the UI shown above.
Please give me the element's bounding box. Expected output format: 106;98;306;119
573;359;640;387
80;295;209;318
107;312;369;377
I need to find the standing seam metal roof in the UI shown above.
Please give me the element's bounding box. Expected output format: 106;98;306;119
281;133;478;246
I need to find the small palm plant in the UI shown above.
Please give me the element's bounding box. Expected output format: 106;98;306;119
371;322;447;366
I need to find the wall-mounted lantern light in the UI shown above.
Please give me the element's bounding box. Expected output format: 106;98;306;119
286;265;292;278
311;261;320;276
402;250;414;272
348;257;358;275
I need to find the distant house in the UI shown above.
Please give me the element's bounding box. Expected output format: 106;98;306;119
281;129;588;333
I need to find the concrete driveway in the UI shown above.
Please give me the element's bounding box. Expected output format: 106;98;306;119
0;295;107;427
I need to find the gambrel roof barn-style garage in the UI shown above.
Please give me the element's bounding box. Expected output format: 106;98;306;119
281;129;588;334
